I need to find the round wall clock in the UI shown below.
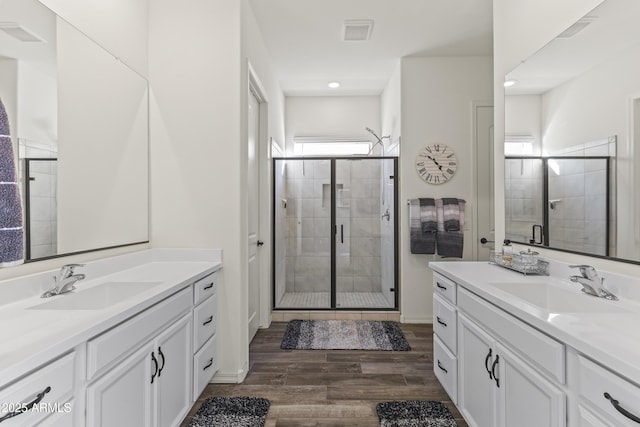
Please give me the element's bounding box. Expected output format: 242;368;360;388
415;144;457;184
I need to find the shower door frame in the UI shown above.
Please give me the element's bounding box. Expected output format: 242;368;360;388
271;156;399;311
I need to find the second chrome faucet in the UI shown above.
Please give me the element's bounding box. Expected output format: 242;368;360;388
569;264;618;301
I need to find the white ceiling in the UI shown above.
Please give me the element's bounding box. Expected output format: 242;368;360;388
249;0;493;96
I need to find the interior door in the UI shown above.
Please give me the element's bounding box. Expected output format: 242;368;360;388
248;88;261;341
475;104;494;260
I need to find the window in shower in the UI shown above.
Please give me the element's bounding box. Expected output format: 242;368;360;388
273;157;398;310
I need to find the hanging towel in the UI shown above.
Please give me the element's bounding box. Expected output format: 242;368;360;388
0;97;24;267
409;198;436;254
419;198;437;233
435;198;465;258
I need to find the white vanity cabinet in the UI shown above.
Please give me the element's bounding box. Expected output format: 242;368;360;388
86;287;193;427
192;271;219;401
434;272;567;427
0;352;75;427
569;349;640;426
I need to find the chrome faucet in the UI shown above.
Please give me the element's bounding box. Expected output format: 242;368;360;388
41;264;86;298
569;265;618;301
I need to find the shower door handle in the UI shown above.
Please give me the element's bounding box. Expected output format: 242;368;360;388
340;224;344;244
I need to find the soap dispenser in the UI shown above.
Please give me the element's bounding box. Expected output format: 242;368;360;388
501;239;513;266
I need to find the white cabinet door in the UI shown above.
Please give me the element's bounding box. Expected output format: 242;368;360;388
86;342;155;427
155;314;192;427
496;343;566;427
457;313;496;427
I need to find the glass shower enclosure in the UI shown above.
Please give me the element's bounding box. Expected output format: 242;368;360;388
273;157;398;310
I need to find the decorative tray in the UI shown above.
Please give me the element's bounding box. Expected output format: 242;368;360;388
488;250;550;276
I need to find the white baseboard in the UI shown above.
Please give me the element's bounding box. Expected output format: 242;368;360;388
400;315;433;324
210;361;249;384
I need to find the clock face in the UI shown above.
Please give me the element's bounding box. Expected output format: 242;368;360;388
415;144;457;184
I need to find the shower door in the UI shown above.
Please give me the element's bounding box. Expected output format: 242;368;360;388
273;157;398;310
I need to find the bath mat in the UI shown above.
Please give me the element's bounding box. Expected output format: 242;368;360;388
187;396;270;427
376;400;457;427
280;319;411;351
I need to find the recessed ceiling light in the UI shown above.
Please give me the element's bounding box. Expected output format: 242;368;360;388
504;80;517;87
328;81;341;89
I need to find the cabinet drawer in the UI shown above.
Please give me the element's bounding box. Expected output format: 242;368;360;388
193;334;218;401
34;400;74;427
578;405;611;427
87;286;192;381
577;355;640;426
0;353;75;427
458;286;565;384
194;293;217;352
433;334;457;404
433;294;457;354
433;272;456;304
194;271;217;306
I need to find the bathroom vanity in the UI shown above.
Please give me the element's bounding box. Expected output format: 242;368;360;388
430;260;640;427
0;249;220;427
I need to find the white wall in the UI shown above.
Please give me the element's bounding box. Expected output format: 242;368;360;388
39;0;148;76
493;0;640;275
504;95;541;154
285;96;381;154
381;61;402;155
400;56;493;323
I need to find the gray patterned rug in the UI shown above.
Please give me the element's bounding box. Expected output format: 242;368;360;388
376;401;457;427
188;397;270;427
280;319;411;351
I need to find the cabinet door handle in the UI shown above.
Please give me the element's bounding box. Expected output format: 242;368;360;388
203;358;214;371
436;282;447;291
437;360;448;374
203;283;214;290
341;224;344;244
203;315;213;326
484;348;493;380
157;347;166;377
151;352;159;384
491;355;500;388
604;392;640;423
0;386;51;423
436;316;447;327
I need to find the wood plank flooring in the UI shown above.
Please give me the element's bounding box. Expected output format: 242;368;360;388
181;323;468;427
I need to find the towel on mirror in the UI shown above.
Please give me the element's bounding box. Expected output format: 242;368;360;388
435;198;465;258
409;198;436;254
0;96;24;267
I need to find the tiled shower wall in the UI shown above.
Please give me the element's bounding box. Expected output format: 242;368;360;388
504;158;543;243
279;159;387;299
335;160;382;298
548;158;608;255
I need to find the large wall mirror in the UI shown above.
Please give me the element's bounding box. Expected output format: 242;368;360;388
0;0;149;265
504;0;640;263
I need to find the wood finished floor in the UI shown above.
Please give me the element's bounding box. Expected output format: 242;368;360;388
181;323;468;427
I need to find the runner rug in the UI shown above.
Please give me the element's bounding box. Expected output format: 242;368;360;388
280;319;411;351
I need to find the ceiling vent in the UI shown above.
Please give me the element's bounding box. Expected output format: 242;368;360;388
556;18;595;39
0;22;45;42
342;20;373;42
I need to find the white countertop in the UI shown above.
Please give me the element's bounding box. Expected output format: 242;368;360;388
429;261;640;387
0;249;221;388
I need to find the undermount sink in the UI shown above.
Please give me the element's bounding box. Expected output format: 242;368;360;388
489;282;623;313
29;281;163;310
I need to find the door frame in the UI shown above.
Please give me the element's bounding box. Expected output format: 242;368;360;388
247;61;271;331
472;101;495;260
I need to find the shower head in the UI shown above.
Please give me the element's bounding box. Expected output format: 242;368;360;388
365;127;382;143
365;126;391;155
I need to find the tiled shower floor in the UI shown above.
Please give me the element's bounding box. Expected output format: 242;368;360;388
277;291;393;309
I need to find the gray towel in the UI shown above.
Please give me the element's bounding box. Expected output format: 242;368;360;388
0;97;24;267
419;198;437;233
435;198;465;258
409;199;436;254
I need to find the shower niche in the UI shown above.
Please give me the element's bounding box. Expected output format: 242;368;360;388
273;157;398;310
